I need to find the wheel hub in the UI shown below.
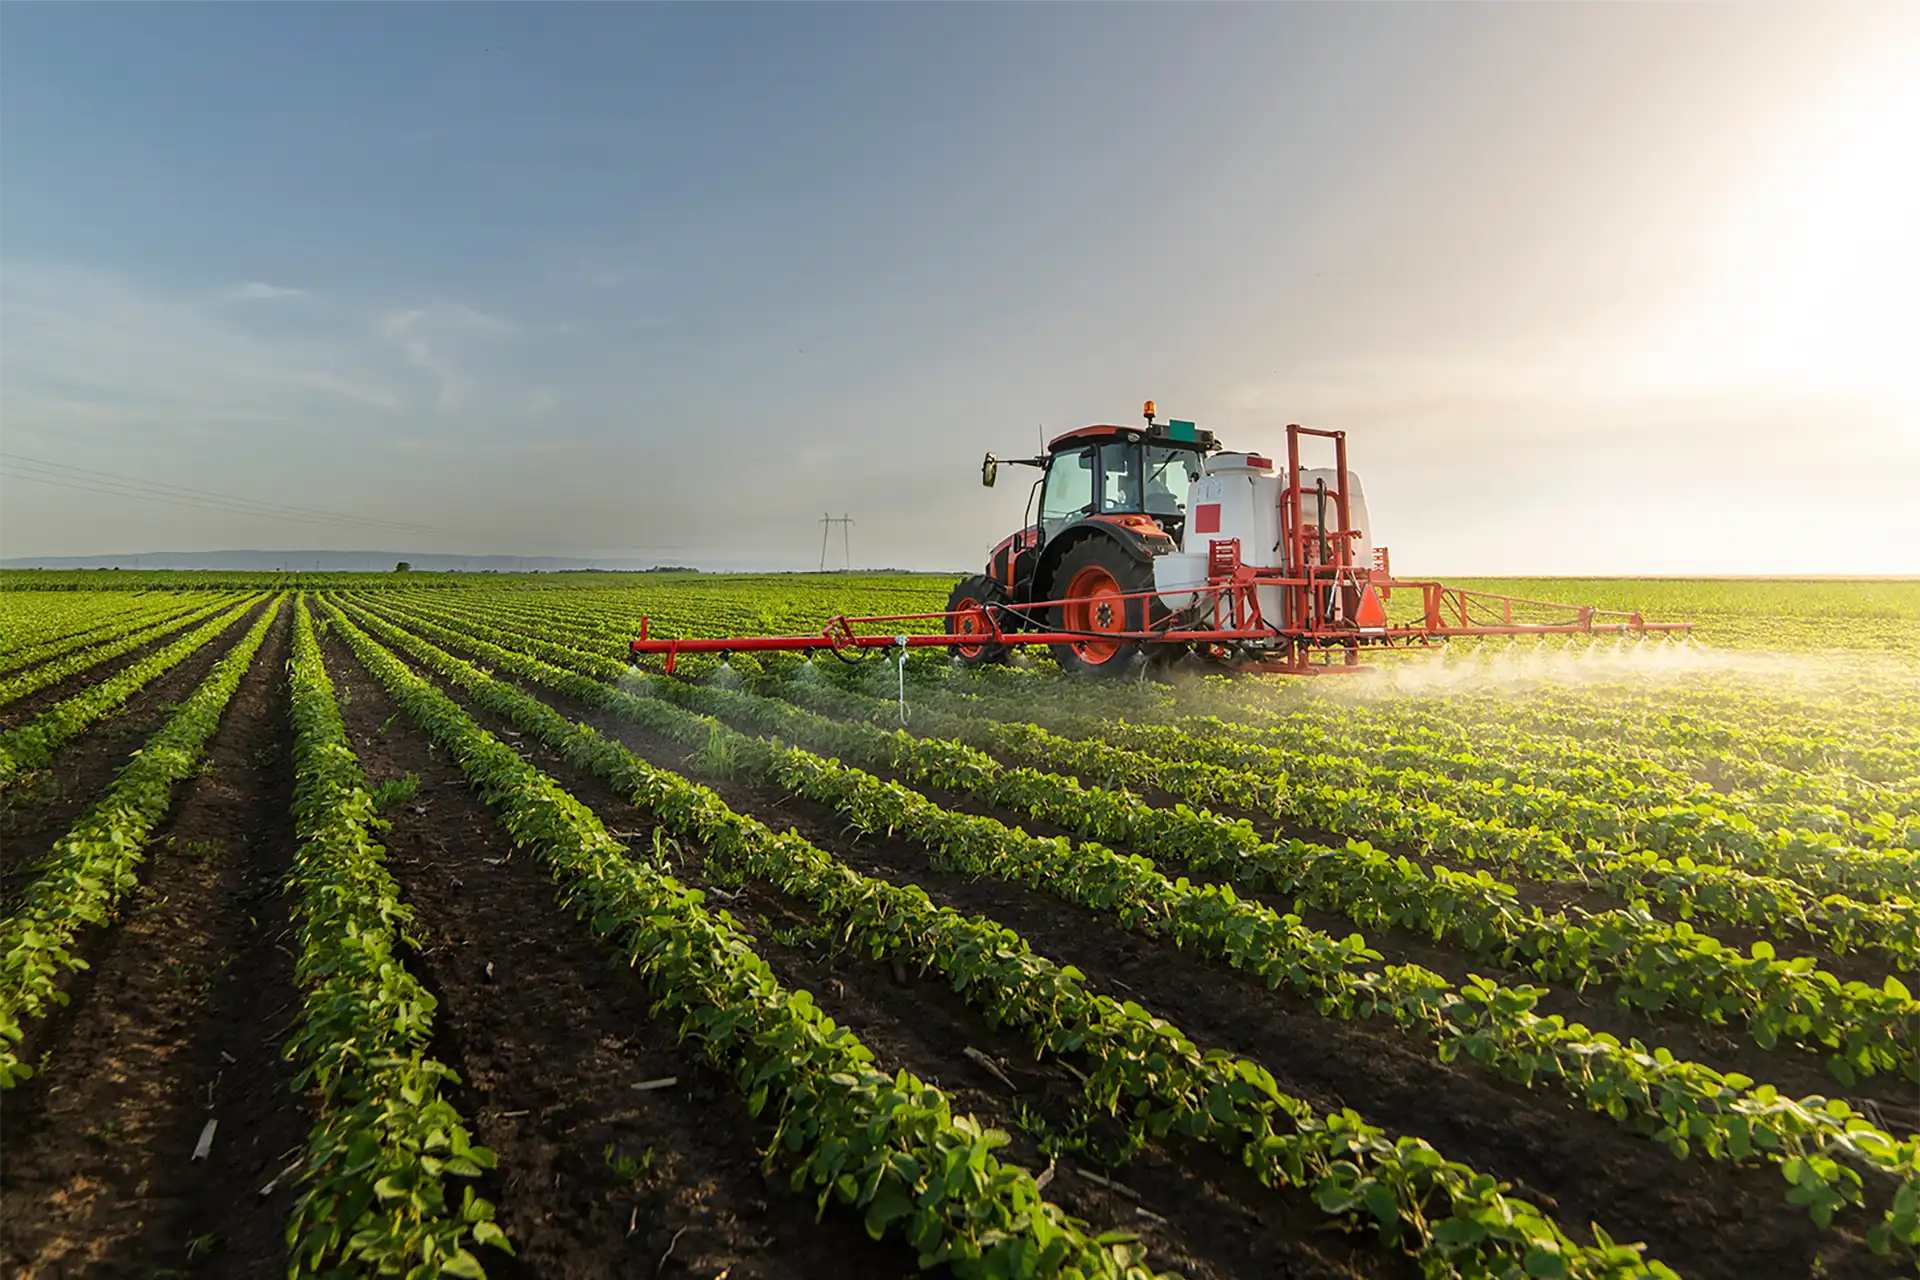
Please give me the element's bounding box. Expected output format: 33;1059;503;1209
1062;563;1131;665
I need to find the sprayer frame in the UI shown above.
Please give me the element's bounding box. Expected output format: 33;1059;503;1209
627;423;1693;675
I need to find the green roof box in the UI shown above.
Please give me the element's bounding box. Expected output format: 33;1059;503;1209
1168;420;1198;442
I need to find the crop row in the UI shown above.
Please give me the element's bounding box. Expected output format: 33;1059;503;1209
773;669;1919;967
319;601;1167;1280
0;592;236;679
750;671;1920;1072
361;587;1920;867
1190;684;1919;830
1169;697;1916;855
879;663;1920;906
1121;676;1915;850
343;599;1920;1048
0;593;254;709
0;588;205;650
354;594;1920;1256
1211;677;1920;790
0;597;263;789
880;667;1920;905
282;596;510;1276
792;671;1920;986
380;584;1920;826
333;596;1676;1278
0;599;281;1085
931;656;1919;823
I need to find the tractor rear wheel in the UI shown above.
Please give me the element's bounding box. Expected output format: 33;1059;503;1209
1048;540;1158;677
945;575;1010;666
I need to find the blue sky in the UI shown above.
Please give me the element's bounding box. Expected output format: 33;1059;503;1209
3;3;1915;572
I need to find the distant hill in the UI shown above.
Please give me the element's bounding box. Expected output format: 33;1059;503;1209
0;550;636;572
0;550;950;574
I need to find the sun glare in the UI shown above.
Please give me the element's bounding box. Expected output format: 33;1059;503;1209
1646;44;1920;421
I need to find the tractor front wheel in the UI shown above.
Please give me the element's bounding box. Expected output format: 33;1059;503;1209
1048;540;1158;677
946;575;1010;667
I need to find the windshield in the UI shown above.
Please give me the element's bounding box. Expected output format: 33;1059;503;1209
1144;444;1201;517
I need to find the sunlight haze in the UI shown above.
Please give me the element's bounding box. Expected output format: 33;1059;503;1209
2;3;1915;574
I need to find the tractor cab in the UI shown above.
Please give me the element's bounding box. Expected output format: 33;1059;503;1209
957;403;1219;674
1036;419;1215;544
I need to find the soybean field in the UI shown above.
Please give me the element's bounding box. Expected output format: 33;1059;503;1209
1;572;1916;1280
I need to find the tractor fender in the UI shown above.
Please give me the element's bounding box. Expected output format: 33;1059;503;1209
985;525;1040;597
1032;516;1175;604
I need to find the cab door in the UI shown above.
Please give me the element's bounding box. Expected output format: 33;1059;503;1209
1095;440;1143;515
1037;444;1096;542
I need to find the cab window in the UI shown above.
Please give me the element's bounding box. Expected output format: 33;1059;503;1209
1144;444;1199;517
1098;442;1141;513
1039;445;1095;537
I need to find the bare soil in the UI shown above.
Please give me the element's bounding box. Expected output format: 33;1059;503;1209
364;633;1397;1280
0;601;309;1278
7;593;1907;1278
0;608;223;731
0;601;272;911
316;627;928;1279
543;682;1899;1280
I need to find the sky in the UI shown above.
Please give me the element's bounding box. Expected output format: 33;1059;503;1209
2;3;1916;574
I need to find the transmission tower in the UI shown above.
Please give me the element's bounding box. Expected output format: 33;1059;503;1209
819;513;855;571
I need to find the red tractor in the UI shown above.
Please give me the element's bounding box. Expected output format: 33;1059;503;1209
950;402;1223;675
629;401;1688;677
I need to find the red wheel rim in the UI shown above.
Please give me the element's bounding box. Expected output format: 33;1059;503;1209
1062;565;1127;664
949;595;987;657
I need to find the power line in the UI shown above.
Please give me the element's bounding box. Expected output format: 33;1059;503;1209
1;451;456;535
3;468;377;528
2;465;449;539
3;452;445;527
0;451;466;538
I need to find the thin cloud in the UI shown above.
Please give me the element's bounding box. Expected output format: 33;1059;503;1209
1;262;402;438
378;304;520;412
379;309;459;411
226;281;306;302
446;303;518;334
546;250;653;291
299;370;404;411
581;265;653;289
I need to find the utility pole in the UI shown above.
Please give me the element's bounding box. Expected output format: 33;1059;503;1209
819;513;855;571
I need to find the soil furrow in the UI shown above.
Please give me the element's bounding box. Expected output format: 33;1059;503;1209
317;625;925;1279
361;628;1397;1280
0;601;308;1278
546;683;1892;1280
0;609;219;729
732;682;1920;1115
0;599;272;908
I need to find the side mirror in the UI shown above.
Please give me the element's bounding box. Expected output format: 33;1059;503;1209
981;453;998;488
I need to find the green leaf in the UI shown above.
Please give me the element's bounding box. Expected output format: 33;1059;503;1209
1524;1246;1570;1278
439;1248;488;1278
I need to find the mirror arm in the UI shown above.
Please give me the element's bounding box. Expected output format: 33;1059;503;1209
983;452;1048;489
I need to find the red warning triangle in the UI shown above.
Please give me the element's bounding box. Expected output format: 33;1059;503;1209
1356;584;1388;629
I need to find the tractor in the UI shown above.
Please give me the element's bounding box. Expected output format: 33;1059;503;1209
629;401;1688;677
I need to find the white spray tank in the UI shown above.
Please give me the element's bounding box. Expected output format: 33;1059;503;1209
1153;451;1286;627
1154;451;1375;630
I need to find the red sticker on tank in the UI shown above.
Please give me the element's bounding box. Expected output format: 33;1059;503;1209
1193;503;1221;534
